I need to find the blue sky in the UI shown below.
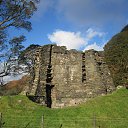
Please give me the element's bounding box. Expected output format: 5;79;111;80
10;0;128;51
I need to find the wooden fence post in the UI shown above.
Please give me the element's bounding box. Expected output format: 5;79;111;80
41;115;44;128
93;113;96;128
0;112;3;128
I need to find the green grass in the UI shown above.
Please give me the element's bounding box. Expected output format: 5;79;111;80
0;88;128;128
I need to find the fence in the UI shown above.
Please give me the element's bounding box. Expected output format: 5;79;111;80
0;112;128;128
43;116;128;128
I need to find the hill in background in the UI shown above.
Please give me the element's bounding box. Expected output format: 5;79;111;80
104;25;128;87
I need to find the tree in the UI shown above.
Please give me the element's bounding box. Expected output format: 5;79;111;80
0;0;39;31
19;44;40;86
0;0;39;54
0;35;26;85
9;35;25;58
0;0;39;84
8;35;26;74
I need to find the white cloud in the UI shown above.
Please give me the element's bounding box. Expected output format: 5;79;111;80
86;28;105;41
83;42;104;51
48;30;86;50
86;28;105;43
48;28;106;51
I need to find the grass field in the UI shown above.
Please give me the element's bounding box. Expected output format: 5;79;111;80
0;88;128;128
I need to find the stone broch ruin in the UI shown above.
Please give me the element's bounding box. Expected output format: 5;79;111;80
24;44;115;108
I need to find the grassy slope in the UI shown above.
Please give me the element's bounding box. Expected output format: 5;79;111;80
0;88;128;128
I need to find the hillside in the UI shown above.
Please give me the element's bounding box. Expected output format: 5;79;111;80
104;25;128;87
0;88;128;128
0;75;29;96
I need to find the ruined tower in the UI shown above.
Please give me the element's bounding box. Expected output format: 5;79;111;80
26;44;115;108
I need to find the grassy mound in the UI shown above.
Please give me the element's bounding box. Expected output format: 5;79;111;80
0;88;128;128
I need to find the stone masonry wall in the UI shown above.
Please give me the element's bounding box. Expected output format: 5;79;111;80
27;44;115;108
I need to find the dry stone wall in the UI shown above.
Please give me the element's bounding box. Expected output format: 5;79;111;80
26;44;115;108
